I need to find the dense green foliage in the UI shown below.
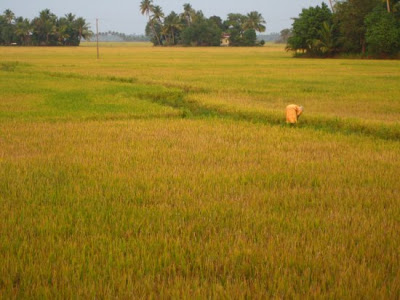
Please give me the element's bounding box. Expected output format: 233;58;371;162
141;1;266;46
0;9;92;46
181;17;222;46
365;6;400;56
286;3;336;56
335;0;382;54
287;0;400;57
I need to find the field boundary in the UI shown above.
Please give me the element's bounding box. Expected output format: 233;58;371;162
4;67;400;141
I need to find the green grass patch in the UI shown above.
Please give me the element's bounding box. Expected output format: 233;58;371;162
0;61;19;72
0;71;182;122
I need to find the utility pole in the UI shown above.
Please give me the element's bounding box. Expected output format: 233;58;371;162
96;18;99;59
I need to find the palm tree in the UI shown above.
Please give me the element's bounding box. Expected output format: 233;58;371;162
161;25;170;45
65;13;76;23
243;11;266;33
150;5;164;45
3;9;15;24
152;5;164;23
1;10;16;45
32;9;57;45
140;0;153;17
163;12;182;45
43;19;56;44
311;22;339;56
56;24;70;45
75;17;92;42
140;0;160;45
39;9;55;22
57;14;79;45
386;0;391;12
140;0;162;45
15;17;31;45
182;3;194;26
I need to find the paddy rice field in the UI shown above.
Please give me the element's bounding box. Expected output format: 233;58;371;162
0;42;399;298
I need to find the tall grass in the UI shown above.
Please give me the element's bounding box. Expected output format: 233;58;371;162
0;45;399;298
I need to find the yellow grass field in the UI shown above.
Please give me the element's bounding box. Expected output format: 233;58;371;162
0;43;399;298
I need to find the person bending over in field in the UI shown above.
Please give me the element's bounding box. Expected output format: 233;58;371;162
286;104;304;124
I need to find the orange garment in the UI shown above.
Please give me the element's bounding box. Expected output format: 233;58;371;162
286;104;303;124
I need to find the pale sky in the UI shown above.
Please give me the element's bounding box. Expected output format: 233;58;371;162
0;0;330;34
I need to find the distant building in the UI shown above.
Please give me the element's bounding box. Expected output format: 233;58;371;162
221;33;230;46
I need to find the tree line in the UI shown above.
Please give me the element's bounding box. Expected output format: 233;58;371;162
140;1;266;46
99;31;150;42
0;9;92;46
286;0;400;57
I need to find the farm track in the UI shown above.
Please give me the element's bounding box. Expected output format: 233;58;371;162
9;67;400;141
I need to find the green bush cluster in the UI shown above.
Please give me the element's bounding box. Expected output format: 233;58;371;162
286;0;400;58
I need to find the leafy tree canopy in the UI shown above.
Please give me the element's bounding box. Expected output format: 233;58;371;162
287;0;400;58
141;2;266;47
0;9;92;46
286;3;333;54
365;6;400;56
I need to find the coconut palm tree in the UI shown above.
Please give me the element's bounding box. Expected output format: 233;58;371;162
43;19;56;44
311;22;339;56
65;13;76;23
56;24;70;45
14;17;31;45
58;14;77;45
160;25;170;44
3;9;15;24
140;0;162;45
140;0;153;17
243;11;266;33
31;9;57;45
163;12;182;45
152;5;164;23
150;5;164;45
1;10;16;44
182;3;194;26
75;17;92;42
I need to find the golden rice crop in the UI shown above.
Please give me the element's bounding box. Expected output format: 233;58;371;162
0;44;399;298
